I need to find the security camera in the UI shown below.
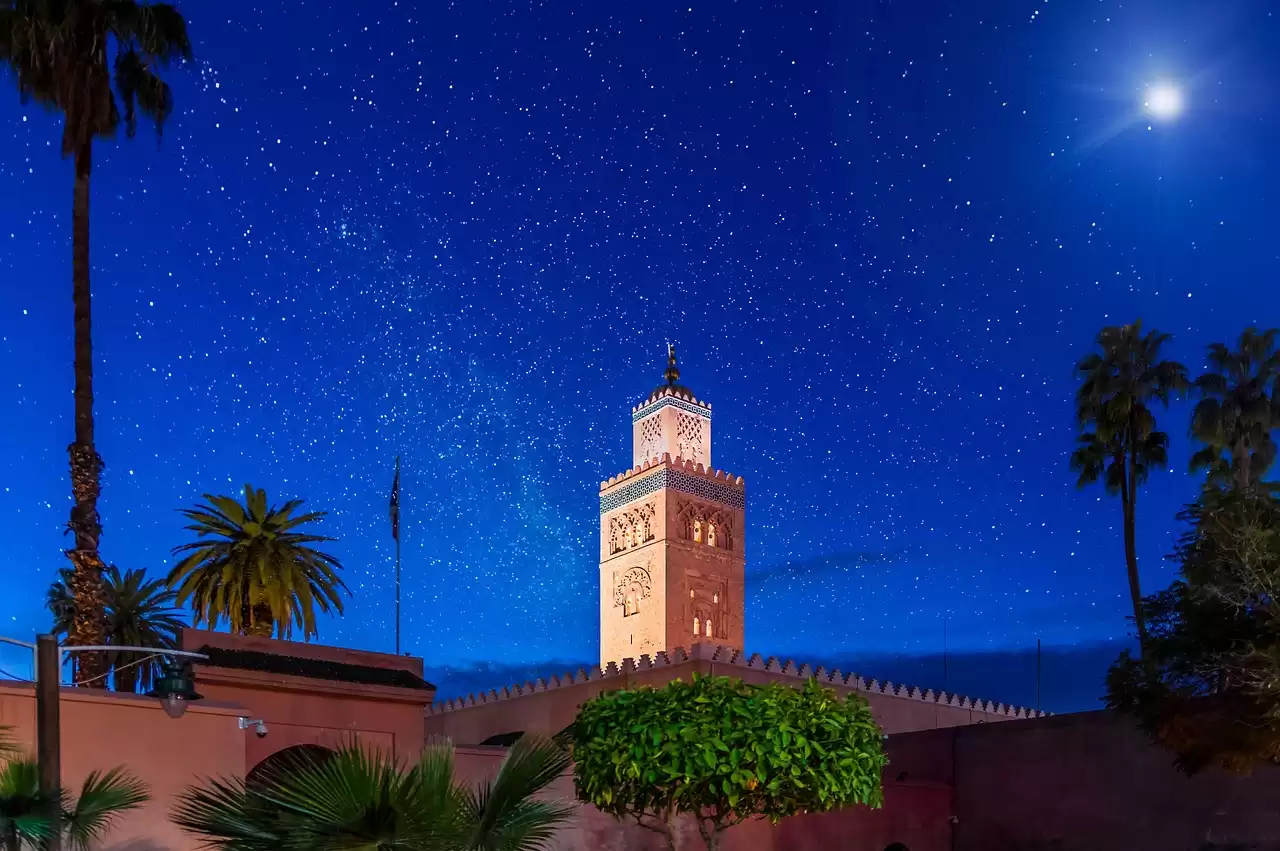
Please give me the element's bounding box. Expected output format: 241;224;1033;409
238;717;268;738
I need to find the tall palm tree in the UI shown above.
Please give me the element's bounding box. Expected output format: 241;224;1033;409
167;485;349;640
0;758;148;851
1073;321;1188;652
1190;327;1280;491
171;737;573;851
0;0;192;686
47;566;186;692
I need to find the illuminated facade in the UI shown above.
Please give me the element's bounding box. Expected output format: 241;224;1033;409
598;346;746;668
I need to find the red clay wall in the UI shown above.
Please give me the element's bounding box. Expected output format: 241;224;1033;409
182;628;431;766
453;744;950;851
905;710;1280;851
426;649;1036;745
0;680;246;851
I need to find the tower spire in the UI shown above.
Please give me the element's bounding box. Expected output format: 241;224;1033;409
664;343;681;386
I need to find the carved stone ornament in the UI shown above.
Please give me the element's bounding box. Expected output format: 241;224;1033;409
613;566;653;608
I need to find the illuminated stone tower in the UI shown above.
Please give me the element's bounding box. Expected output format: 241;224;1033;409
598;346;746;668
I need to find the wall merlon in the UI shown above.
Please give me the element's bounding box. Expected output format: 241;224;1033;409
426;643;1049;720
600;454;747;493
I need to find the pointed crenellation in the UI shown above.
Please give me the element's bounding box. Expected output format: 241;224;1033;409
631;385;713;418
601;453;747;492
424;644;1052;719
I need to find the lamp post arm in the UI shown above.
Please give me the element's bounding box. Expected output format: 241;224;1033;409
61;646;208;660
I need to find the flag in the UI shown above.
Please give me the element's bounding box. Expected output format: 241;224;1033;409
389;456;401;542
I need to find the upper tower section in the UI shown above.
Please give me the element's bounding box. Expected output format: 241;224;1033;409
631;344;713;468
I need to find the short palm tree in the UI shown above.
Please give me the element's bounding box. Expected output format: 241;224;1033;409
171;737;573;851
0;0;192;687
1190;327;1280;490
1073;320;1187;652
0;757;148;851
167;486;348;639
47;566;186;692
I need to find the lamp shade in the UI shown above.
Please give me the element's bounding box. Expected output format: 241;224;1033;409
147;661;203;719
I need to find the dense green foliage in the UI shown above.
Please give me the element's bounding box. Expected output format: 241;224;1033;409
568;675;886;850
47;566;185;692
1107;486;1280;773
1072;320;1188;652
171;737;572;851
1088;324;1280;773
167;485;348;639
0;755;148;851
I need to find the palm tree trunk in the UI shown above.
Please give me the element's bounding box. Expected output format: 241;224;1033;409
244;603;275;638
113;655;138;694
1124;434;1149;655
65;141;108;687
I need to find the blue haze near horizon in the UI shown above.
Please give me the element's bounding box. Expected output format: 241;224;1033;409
1;0;1277;711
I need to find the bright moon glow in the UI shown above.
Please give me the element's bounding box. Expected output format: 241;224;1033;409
1144;82;1185;121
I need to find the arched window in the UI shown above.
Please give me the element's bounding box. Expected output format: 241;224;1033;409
706;619;712;638
693;617;700;635
693;520;703;543
713;593;718;604
707;523;716;547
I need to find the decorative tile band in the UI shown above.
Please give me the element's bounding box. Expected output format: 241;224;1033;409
601;467;746;514
632;394;713;423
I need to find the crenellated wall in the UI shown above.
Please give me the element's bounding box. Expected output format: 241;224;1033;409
425;642;1045;745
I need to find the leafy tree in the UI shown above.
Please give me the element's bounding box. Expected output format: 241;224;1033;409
568;675;886;851
47;566;186;692
1073;320;1188;651
167;485;349;639
0;757;148;851
1106;487;1280;773
1189;327;1280;489
170;737;572;851
0;0;192;687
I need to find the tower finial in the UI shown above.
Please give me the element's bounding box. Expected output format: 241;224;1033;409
664;343;680;386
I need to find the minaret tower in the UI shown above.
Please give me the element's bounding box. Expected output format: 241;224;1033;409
598;346;746;668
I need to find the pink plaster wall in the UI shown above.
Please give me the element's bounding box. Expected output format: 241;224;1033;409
452;744;949;851
426;648;1033;746
938;710;1280;851
0;681;246;851
180;628;431;766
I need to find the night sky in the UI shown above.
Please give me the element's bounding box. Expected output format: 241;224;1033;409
2;0;1277;712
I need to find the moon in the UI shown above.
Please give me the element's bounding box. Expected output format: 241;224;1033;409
1144;82;1185;121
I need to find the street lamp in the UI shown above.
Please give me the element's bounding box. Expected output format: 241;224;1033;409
0;634;207;851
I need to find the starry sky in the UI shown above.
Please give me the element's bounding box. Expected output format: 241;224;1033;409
2;0;1277;712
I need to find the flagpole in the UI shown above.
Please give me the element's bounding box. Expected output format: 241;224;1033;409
391;455;402;656
395;529;402;655
395;455;402;656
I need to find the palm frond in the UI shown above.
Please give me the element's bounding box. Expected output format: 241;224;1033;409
63;767;149;851
458;737;574;851
168;485;347;640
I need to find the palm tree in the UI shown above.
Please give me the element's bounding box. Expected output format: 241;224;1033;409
0;758;148;851
171;737;573;851
1189;327;1280;491
0;0;192;687
167;485;349;639
47;566;186;692
1073;320;1188;652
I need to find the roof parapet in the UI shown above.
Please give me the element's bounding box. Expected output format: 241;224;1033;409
427;642;1048;720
